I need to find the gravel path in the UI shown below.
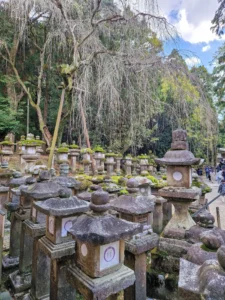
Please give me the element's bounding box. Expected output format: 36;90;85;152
203;178;225;229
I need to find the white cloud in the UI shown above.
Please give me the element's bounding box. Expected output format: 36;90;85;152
185;57;201;67
202;45;211;52
157;0;225;44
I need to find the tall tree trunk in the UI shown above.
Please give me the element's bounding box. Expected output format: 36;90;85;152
43;75;49;125
48;89;66;169
79;93;95;174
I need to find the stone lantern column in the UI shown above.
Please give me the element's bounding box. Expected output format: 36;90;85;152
115;156;122;174
35;136;44;155
0;137;14;169
69;148;80;174
124;157;132;176
139;156;149;175
24;190;89;300
8;171;63;293
150;129;201;280
155;129;201;238
105;154;116;176
2;176;35;269
111;178;158;300
20;134;40;173
67;189;142;299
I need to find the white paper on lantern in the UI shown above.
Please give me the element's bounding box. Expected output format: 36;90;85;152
173;171;183;181
61;216;77;237
100;241;119;271
81;243;88;257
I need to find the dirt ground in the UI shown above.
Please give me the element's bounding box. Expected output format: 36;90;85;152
204;176;225;229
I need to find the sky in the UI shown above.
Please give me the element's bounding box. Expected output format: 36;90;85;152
156;0;225;72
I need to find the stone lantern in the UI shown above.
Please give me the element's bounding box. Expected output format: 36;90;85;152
18;135;26;153
93;146;105;174
69;142;80;174
108;179;158;300
81;148;93;175
2;176;36;269
0;136;14;168
115;155;122;175
35;136;44;155
138;155;149;175
67;190;143;299
155;129;201;238
52;175;81;196
20;134;40;173
8;171;62;293
105;152;116;176
25;193;89;300
57;145;69;163
111;178;155;226
124;156;132;176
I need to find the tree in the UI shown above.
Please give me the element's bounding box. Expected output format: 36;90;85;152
0;0;176;167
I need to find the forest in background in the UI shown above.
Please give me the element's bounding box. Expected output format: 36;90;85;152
0;0;224;164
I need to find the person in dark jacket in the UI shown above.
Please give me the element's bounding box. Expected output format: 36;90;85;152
218;179;225;203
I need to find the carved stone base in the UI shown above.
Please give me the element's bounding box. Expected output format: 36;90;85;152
9;269;31;293
2;254;19;269
67;264;135;300
38;236;75;259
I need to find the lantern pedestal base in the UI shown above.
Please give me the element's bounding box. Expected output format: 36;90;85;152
67;264;135;300
9;220;45;293
124;233;159;300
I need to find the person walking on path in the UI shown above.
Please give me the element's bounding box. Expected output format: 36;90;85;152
216;169;223;184
218;179;225;203
205;166;209;179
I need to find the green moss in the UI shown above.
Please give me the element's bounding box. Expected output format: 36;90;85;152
146;175;158;184
57;160;69;164
138;154;149;159
161;175;167;180
81;159;91;165
151;248;168;258
192;181;212;194
57;147;69;153
111;176;122;184
105;153;117;157
201;244;217;252
118;189;129;195
18;139;45;146
0;141;14;146
93;145;105;153
69;144;80;149
79;179;92;190
81;148;93;154
118;177;127;186
132;157;138;162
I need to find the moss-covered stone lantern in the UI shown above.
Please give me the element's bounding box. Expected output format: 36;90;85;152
67;189;143;299
155;128;201;238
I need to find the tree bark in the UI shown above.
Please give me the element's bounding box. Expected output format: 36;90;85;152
79;94;95;174
48;89;66;169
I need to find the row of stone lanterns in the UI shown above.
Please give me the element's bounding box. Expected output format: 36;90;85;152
2;170;151;299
